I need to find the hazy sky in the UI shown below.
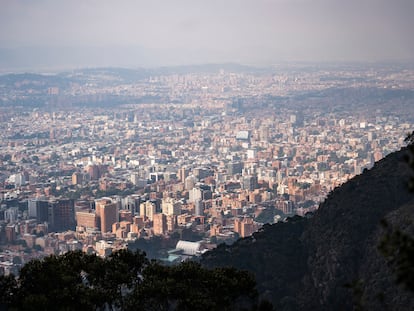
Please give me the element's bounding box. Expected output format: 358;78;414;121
1;0;413;69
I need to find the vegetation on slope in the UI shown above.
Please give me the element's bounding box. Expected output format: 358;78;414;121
0;249;269;311
1;143;414;311
202;147;414;311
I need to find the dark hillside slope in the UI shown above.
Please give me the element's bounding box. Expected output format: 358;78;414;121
357;202;414;310
300;147;414;310
201;147;414;310
202;216;308;309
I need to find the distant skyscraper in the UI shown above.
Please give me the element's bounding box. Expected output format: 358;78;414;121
153;213;167;235
161;197;181;216
28;199;49;222
166;215;176;232
189;187;202;203
193;167;212;180
178;167;190;182
100;203;117;233
5;225;16;243
234;217;255;238
87;164;100;180
243;175;258;191
290;113;304;126
4;207;18;223
119;210;133;223
373;150;383;163
184;175;197;190
227;161;243;175
282;200;294;215
140;200;156;221
48;199;75;232
95;198;117;233
72;172;83;185
194;199;203;216
259;126;269;142
76;211;98;230
14;173;26;187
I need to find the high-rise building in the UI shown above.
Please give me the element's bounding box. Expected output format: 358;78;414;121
161;197;181;216
178;167;190;182
373;150;383;163
4;207;18;223
210;224;221;237
189;187;202;203
95;198;118;233
234;218;241;235
153;213;167;235
234;217;255;238
166;215;176;232
133;216;144;228
227;161;243;176
119;210;133;223
101;203;117;233
184;175;197;190
14;173;26;187
259;126;269;142
48;199;75;232
86;164;100;180
242;175;258;191
5;225;16;243
139;200;156;221
76;211;98;230
193;167;213;181
194;199;203;216
284;200;294;215
72;172;83;185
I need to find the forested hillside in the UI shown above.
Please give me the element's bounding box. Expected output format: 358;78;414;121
202;147;414;311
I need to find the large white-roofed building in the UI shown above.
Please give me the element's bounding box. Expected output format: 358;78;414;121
175;240;203;256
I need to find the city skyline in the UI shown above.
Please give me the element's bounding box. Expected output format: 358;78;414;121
0;64;413;259
1;0;414;70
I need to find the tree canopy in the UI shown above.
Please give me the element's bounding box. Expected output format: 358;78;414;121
0;249;268;311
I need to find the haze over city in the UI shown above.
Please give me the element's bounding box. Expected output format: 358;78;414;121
1;0;414;70
0;1;414;310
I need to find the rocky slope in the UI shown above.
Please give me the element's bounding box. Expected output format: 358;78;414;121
201;147;414;310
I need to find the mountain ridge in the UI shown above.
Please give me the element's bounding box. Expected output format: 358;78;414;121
201;147;414;310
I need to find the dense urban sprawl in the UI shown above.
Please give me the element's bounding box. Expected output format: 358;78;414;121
0;63;413;274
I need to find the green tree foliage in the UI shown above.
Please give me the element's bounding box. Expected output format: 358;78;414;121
125;261;258;311
202;217;307;309
0;274;17;309
1;250;148;310
0;250;264;311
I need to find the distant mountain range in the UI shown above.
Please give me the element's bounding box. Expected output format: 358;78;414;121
0;45;270;73
201;147;414;311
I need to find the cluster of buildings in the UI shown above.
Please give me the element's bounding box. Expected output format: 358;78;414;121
0;64;413;274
